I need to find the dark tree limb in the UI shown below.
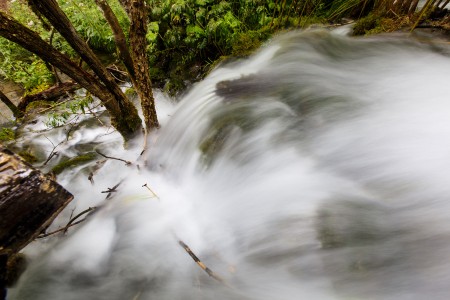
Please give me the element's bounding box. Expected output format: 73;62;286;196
37;206;96;238
94;0;136;82
95;150;132;165
0;89;23;118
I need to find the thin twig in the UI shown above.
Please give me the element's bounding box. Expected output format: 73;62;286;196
37;206;96;238
36;97;73;114
42;136;65;166
37;219;86;238
142;183;159;199
63;206;97;233
95;150;132;165
178;240;226;284
87;105;105;126
65;115;81;141
101;181;122;199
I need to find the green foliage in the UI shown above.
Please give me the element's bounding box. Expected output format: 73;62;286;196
45;95;94;128
1;0;417;98
0;0;127;91
57;0;130;52
0;38;54;91
146;0;283;94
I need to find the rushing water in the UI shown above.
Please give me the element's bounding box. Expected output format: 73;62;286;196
7;30;450;300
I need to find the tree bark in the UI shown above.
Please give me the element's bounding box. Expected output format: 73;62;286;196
0;146;73;255
0;11;141;139
94;0;136;82
0;90;23;119
119;0;159;130
0;0;7;11
17;81;80;111
27;0;142;137
409;0;420;14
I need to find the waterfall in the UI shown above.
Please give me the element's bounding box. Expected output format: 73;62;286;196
9;30;450;300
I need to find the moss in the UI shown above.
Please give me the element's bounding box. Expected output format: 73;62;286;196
25;100;53;113
17;151;38;164
352;14;381;35
124;87;137;97
51;152;97;175
353;15;412;36
231;31;265;57
0;128;15;142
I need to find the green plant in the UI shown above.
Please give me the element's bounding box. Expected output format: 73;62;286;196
45;95;94;128
57;0;130;52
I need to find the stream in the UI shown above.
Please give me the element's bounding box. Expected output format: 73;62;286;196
7;29;450;299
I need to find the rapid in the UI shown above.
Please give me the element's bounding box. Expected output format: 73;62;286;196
7;29;450;300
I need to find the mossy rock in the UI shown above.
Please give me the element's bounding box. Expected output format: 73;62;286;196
51;152;98;175
316;198;391;249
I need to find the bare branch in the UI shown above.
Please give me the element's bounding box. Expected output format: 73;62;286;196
95;150;132;165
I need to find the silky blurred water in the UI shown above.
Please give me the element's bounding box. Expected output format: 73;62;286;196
8;30;450;300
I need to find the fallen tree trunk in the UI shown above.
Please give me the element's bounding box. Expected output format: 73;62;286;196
0;146;73;295
17;81;79;111
0;146;73;255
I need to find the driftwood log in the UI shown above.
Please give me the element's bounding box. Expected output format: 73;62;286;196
17;81;79;111
0;146;73;295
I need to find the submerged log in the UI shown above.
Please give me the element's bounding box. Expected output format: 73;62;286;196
0;146;73;255
17;81;79;111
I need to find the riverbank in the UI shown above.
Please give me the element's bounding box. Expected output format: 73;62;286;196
0;80;22;124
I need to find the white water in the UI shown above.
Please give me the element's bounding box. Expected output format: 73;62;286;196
8;30;450;300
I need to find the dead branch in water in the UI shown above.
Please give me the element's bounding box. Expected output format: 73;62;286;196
37;206;96;238
95;150;132;165
42;135;65;166
101;181;122;199
142;183;159;199
178;240;226;284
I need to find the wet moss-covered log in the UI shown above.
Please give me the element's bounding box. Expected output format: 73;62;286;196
0;146;73;255
17;81;80;111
